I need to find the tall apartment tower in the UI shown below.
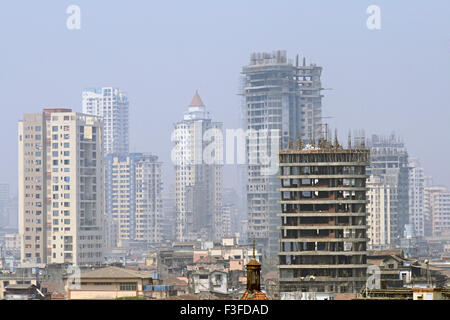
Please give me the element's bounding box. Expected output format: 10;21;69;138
366;134;409;248
82;87;129;155
278;136;369;297
105;153;163;246
408;158;425;237
18;109;104;265
424;186;450;237
242;50;323;257
172;91;223;242
367;175;392;248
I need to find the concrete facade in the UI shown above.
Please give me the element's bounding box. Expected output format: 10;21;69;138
18;109;104;266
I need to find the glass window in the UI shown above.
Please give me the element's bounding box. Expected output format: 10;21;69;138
119;283;137;291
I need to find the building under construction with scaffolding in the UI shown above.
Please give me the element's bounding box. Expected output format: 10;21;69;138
241;50;324;257
277;134;370;298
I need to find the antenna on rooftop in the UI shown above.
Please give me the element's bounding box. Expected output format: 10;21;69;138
252;239;255;259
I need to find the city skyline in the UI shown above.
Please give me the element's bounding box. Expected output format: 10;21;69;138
0;1;449;194
1;1;449;303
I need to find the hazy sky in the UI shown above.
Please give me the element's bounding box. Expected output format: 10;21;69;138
0;0;449;193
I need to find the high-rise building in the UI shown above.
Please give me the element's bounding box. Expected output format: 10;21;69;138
408;158;425;237
0;183;9;227
424;186;450;237
172;91;223;242
366;134;409;248
367;175;392;249
242;50;323;257
82;87;129;155
105;153;163;246
277;136;369;297
161;186;177;243
18;109;104;265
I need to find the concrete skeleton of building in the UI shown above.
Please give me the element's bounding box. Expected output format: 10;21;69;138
172;91;223;242
366;134;409;249
241;50;324;257
105;153;163;246
18;109;104;266
277;134;369;297
82;87;129;156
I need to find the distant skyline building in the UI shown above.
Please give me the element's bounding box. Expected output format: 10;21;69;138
0;183;10;228
82;87;129;155
423;186;450;238
18;109;104;265
366;134;409;248
161;186;177;243
367;175;392;249
241;50;324;257
408;158;425;237
105;153;163;246
172;91;223;242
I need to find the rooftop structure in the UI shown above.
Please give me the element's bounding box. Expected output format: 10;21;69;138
241;241;269;300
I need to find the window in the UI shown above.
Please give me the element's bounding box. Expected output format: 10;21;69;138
119;283;137;291
52;126;58;132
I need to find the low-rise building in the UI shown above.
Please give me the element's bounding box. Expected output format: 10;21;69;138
65;266;157;300
0;274;39;300
3;284;48;300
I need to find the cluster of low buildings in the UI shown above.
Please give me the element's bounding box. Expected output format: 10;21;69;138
0;237;273;300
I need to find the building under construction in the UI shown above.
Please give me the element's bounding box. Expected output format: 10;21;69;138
277;134;370;298
241;50;324;257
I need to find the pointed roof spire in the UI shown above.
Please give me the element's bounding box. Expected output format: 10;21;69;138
189;90;205;107
240;240;268;300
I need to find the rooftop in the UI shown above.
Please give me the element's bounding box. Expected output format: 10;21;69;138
189;90;205;107
75;266;153;280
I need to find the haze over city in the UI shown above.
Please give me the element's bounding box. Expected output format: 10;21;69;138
0;0;449;304
0;0;449;192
